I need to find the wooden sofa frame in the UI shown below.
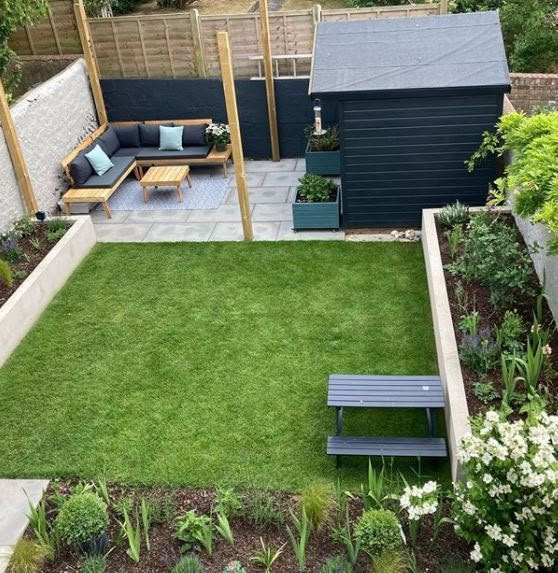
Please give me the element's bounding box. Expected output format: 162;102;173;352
61;118;231;218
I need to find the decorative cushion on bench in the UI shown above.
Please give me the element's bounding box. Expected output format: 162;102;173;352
139;123;171;147
85;144;114;176
159;126;184;151
75;156;135;189
133;145;212;160
97;127;121;157
182;124;208;147
113;124;140;148
69;151;94;186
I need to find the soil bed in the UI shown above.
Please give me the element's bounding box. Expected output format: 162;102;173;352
436;212;558;417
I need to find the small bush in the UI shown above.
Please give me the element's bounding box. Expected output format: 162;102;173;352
9;539;48;573
459;327;500;374
296;174;337;203
45;219;68;243
245;489;284;528
437;201;469;229
0;259;13;287
0;237;21;264
55;492;109;546
222;562;247;573
438;559;475;573
497;310;526;355
214;487;243;518
355;509;402;557
12;216;35;238
174;510;213;553
47;228;67;244
80;555;107;573
171;556;205;573
300;483;335;530
147;492;176;524
319;555;353;573
305;124;340;152
372;549;409;573
113;495;134;517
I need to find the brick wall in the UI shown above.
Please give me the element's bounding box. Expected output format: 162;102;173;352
509;73;558;113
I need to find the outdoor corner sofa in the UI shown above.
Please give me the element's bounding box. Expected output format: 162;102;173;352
61;119;232;218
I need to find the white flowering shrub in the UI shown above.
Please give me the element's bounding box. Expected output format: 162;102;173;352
453;410;558;572
400;481;439;521
205;123;231;146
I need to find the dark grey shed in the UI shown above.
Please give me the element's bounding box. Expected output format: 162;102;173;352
309;11;510;228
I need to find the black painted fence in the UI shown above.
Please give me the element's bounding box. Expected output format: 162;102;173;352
100;78;338;159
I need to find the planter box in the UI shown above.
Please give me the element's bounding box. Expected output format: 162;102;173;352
305;144;341;176
0;217;96;368
292;187;340;231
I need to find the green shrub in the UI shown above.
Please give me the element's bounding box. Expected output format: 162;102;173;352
497;310;526;355
111;0;147;15
147;492;176;524
113;495;134;517
0;259;13;287
438;559;475;573
354;509;402;557
12;216;35;238
80;555;107;573
437;201;469;229
171;556;205;573
305;124;340;152
174;510;213;554
296;174;337;203
300;483;334;530
459;327;500;374
245;489;284;527
55;492;108;546
372;549;409;573
0;237;21;264
9;539;48;573
214;487;243;518
319;555;353;573
222;562;247;573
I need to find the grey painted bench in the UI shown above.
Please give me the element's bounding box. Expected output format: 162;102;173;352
327;374;447;465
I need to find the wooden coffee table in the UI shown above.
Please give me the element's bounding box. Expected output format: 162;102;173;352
139;165;192;203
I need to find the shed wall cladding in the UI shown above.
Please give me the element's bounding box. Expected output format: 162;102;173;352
341;93;503;227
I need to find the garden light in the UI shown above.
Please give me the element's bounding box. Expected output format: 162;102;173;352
313;99;326;136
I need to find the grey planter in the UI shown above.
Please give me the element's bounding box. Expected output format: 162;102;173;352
292;186;340;231
305;144;341;176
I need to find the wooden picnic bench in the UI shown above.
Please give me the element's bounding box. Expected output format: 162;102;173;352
326;374;447;465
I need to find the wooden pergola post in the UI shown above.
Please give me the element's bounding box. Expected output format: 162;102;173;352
217;32;254;242
74;0;108;124
0;80;38;214
259;0;280;161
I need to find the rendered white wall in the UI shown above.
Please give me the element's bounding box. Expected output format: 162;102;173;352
0;59;97;234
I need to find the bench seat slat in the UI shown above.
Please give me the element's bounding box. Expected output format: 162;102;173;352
327;436;447;458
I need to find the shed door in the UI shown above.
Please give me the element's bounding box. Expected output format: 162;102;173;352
340;95;502;228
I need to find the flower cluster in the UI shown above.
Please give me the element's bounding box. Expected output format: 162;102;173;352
400;481;439;521
453;410;558;572
205;123;231;145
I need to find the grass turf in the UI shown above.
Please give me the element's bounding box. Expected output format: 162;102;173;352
0;242;442;489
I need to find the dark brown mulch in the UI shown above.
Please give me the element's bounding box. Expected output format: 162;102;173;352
0;223;71;308
39;483;468;573
436;214;558;417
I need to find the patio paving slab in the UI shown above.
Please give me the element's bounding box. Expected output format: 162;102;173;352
210;222;280;241
276;221;345;241
125;210;193;224
188;204;252;223
295;158;306;171
226;187;290;205
143;222;216;242
244;158;298;172
95;223;153;243
228;173;265;188
252;203;293;222
0;479;49;573
90;210;131;224
261;171;303;187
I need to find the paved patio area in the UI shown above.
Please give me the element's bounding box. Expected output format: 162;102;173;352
90;158;346;242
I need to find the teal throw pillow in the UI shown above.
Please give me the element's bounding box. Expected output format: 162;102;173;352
159;126;184;151
84;144;114;176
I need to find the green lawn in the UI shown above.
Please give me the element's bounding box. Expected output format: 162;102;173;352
0;242;441;489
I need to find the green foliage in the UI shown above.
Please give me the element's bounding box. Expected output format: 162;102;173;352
459;327;499;374
372;550;409;573
120;509;141;563
140;497;152;551
437;201;469;229
55;492;108;546
94;477;110;507
171;556;205;573
156;0;197;8
222;562;247;573
45;218;68;244
319;555;353;573
0;259;13;287
446;213;535;308
215;511;234;545
9;539;48;573
12;216;35;238
251;537;285;572
27;495;57;554
331;508;361;568
83;0;111;17
473;379;499;404
438;559;475;573
446;226;463;260
245;489;284;527
175;511;214;555
458;311;480;338
496;310;526;355
300;483;335;530
305;125;340;152
0;237;21;264
214;487;243;518
147;492;176;524
0;0;49;93
286;509;311;572
500;354;522;415
80;555;107;573
113;495;134;517
111;0;148;15
354;509;402;558
296;174;337;203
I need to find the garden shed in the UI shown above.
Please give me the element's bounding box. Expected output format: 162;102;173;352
309;11;511;227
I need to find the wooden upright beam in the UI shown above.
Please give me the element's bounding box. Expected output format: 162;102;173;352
74;0;108;124
440;0;448;14
259;0;280;161
0;80;38;214
217;32;254;242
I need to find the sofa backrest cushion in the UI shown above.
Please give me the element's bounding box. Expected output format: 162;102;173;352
140;123;173;146
69;151;94;186
113;124;140;148
97;126;121;157
183;124;208;147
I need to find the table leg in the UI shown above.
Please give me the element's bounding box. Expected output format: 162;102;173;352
223;161;227;178
143;187;148;203
426;408;436;438
186;173;192;188
177;184;183;203
336;407;344;436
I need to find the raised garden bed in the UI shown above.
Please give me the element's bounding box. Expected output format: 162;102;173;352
292;174;340;231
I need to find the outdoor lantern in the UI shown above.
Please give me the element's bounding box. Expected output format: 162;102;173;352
35;211;46;222
313;99;326;136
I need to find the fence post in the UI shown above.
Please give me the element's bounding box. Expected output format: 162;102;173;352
312;4;322;26
439;0;448;14
190;9;207;78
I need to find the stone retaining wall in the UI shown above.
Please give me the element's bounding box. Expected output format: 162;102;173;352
510;73;558;113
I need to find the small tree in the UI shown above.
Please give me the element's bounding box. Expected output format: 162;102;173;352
0;0;49;96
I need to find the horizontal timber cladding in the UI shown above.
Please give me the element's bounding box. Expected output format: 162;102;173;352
101;78;337;158
340;94;503;228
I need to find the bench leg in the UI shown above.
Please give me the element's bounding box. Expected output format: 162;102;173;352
177;184;183;203
426;408;436;438
223;161;227;178
336;454;341;468
336;407;343;436
102;201;112;219
64;202;71;216
186;173;192;188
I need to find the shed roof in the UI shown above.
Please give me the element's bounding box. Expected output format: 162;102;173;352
309;11;510;96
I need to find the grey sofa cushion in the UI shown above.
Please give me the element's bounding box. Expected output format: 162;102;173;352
139;124;166;147
182;124;208;147
69;152;94;186
112;147;144;158
113;124;140;147
75;156;135;189
97;126;121;157
135;145;211;160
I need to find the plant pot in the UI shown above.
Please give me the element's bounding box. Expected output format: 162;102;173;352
215;143;228;152
292;186;340;231
77;531;108;555
304;143;341;176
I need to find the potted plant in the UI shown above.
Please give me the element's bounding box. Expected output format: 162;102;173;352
206;123;231;152
304;124;340;176
292;173;340;231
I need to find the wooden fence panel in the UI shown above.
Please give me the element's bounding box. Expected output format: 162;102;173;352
321;4;440;21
